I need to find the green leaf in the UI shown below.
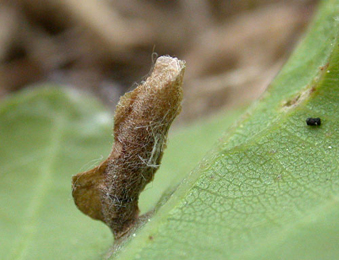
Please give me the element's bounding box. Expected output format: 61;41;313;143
0;87;241;259
111;0;339;259
0;88;113;259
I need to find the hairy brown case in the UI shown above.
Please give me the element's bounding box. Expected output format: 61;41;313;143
72;56;186;239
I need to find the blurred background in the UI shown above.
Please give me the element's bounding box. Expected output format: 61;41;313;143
0;0;317;123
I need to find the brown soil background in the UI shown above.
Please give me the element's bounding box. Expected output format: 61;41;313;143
0;0;317;123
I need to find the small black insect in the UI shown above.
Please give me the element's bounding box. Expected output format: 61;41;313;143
306;117;321;126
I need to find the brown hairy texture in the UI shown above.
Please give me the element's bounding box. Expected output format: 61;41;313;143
72;56;185;239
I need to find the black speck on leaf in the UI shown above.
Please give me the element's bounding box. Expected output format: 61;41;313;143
306;117;321;126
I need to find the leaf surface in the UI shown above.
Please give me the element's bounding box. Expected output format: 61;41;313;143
112;1;339;259
0;88;113;259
